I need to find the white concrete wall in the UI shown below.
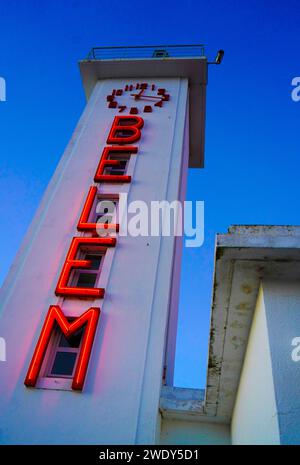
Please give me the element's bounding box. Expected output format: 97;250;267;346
160;419;230;445
163;96;189;386
231;284;280;445
262;280;300;445
0;77;189;444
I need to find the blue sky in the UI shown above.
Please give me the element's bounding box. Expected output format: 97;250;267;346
0;0;299;388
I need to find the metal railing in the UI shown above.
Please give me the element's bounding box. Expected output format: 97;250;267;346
85;44;205;61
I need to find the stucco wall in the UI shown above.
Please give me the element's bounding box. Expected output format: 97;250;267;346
231;284;280;445
263;280;300;445
160;419;230;445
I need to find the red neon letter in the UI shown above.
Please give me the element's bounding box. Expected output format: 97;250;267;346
77;186;119;233
55;237;116;298
24;305;100;390
94;146;137;183
107;115;144;144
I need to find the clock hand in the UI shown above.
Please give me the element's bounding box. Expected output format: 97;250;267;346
132;89;145;100
130;94;163;100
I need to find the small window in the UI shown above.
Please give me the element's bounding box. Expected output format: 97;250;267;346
76;272;97;288
114;129;135;139
47;324;84;378
104;157;128;176
96;199;118;225
71;252;104;289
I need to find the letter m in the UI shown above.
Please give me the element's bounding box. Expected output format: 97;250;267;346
24;305;100;390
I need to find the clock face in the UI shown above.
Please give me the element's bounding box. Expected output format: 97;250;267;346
106;83;170;114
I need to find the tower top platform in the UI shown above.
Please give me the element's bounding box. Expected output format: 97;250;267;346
79;44;207;167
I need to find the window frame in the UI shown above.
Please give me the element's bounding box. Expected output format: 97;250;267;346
69;249;105;291
34;308;100;391
103;156;129;177
95;197;118;227
86;193;119;226
45;325;84;379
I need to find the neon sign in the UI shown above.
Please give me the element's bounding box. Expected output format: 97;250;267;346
55;237;116;298
25;83;170;390
24;306;100;390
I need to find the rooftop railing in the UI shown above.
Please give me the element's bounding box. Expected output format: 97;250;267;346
86;44;205;60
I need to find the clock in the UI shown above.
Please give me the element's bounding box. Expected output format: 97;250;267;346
106;83;170;114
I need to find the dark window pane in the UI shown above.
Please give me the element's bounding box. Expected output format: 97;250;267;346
85;254;102;270
110;170;125;175
117;118;137;127
96;214;112;224
97;200;117;214
50;352;77;376
109;159;127;167
117;160;127;167
105;160;127;176
115;130;133;137
59;328;83;348
76;272;97;288
109;157;126;162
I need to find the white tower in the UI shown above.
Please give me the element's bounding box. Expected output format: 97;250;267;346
0;45;207;444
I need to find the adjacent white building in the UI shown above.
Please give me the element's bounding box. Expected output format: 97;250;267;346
0;45;299;445
161;225;300;445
